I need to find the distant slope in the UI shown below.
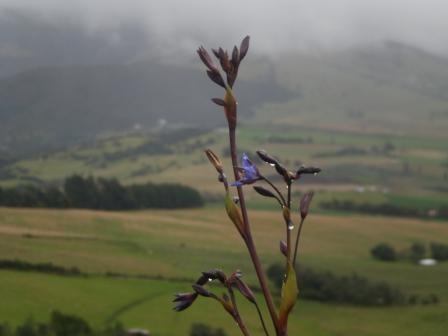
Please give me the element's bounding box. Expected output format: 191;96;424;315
2;40;448;158
252;42;448;136
0;62;292;156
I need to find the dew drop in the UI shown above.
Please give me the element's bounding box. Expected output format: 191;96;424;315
314;172;318;176
208;278;213;282
288;222;294;230
269;163;276;167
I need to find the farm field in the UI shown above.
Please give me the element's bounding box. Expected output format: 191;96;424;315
0;207;447;335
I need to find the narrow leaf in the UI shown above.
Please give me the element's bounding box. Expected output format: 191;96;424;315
225;192;246;238
278;262;299;334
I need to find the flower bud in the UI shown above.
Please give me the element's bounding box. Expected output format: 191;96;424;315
296;166;321;179
253;186;276;198
239;36;250;62
300;191;314;220
205;149;224;174
192;284;213;298
256;150;279;165
279;240;287;257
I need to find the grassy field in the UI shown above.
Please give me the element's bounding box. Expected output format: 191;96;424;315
0;207;447;335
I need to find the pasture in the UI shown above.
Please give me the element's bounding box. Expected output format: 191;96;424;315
0;207;447;335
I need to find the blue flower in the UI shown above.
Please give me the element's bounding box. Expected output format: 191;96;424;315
231;153;261;187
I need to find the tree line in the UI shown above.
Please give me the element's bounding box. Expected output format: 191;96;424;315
0;175;203;210
266;263;438;306
320;199;448;220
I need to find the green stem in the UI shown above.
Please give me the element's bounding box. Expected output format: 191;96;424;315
229;288;251;336
293;218;305;266
255;302;271;336
260;175;286;206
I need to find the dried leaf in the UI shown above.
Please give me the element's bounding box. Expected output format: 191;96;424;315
205;148;224;173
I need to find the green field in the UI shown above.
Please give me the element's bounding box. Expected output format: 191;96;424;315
1;207;447;335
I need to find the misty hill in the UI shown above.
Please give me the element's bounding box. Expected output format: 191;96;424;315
0;9;149;78
2;39;448;159
0;62;292;156
254;42;448;137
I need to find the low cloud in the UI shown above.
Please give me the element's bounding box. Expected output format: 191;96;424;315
1;0;448;56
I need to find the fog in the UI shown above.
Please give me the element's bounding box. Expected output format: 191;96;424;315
1;0;448;57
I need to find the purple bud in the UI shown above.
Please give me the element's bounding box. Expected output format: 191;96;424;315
253;186;276;198
296;166;321;178
202;269;227;284
235;278;256;304
212;48;220;59
300;191;314;220
279;240;287;257
239;36;250;62
256;150;279;165
173;292;197;312
197;46;218;72
192;284;212;297
231;46;239;68
206;70;226;88
211;98;226;106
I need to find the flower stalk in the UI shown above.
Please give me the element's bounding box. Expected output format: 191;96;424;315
174;36;321;336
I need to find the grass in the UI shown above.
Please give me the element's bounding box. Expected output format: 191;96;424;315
2;123;448;198
0;207;447;335
1;270;447;336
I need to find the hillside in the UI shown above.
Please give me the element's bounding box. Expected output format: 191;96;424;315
0;62;292;156
2;41;448;158
0;208;447;335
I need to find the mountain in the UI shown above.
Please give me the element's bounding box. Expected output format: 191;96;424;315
0;9;149;78
0;62;293;156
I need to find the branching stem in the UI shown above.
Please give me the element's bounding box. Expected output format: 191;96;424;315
229;126;280;335
260;175;286;206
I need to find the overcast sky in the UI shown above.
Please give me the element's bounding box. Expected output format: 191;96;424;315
1;0;448;56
